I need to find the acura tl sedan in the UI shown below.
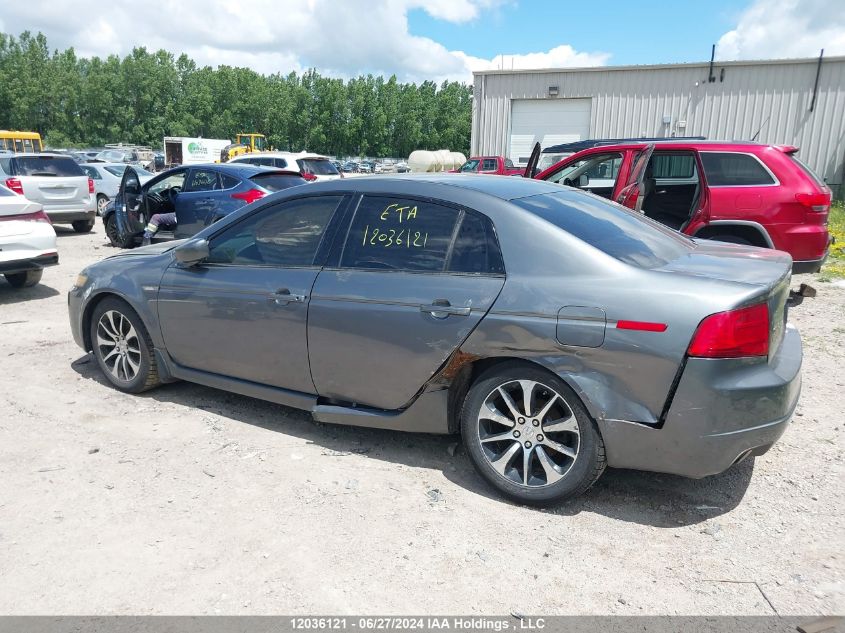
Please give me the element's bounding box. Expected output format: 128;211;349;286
68;175;802;505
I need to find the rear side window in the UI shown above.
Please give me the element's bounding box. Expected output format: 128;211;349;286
81;165;101;179
186;169;219;192
250;173;306;192
513;191;694;268
341;196;461;272
11;156;85;177
700;152;775;186
221;173;240;189
299;158;338;176
482;158;498;171
651;154;695;179
448;211;505;275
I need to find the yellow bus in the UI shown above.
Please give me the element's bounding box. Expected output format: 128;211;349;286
0;130;43;153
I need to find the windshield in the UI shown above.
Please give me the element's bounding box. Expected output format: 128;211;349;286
10;155;85;177
513;191;694;268
105;165;152;178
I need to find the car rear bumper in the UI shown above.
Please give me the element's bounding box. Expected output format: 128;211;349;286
0;252;58;274
600;324;802;478
46;208;96;223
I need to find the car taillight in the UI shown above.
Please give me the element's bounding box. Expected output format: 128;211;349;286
795;192;830;213
0;210;52;224
231;189;266;204
5;178;24;195
302;172;317;182
687;303;769;358
88;178;95;194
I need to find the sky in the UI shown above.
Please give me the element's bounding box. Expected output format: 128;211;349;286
0;0;843;84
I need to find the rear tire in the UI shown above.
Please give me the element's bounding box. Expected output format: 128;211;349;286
89;297;160;393
4;269;42;288
707;234;752;246
72;218;95;233
460;362;605;505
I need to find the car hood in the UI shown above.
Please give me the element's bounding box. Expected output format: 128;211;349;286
108;239;187;258
658;240;792;289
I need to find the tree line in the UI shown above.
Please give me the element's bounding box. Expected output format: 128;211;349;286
0;31;473;157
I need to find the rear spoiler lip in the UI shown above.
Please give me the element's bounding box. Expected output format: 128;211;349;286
774;144;800;155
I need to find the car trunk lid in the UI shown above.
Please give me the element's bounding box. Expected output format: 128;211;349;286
659;240;792;356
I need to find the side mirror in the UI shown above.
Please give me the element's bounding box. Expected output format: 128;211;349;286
174;238;209;266
577;174;589;187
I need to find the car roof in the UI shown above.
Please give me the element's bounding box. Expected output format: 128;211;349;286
300;173;562;201
233;151;329;160
155;162;302;177
564;139;772;152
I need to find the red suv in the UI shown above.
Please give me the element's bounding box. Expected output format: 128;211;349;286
534;141;832;273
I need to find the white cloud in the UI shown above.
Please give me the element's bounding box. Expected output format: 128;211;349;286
0;0;608;83
717;0;845;60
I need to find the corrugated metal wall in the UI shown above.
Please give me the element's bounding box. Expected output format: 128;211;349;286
472;57;845;191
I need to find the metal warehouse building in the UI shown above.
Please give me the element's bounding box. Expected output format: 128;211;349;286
471;56;845;192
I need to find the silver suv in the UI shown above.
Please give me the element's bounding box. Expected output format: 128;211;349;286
0;153;96;232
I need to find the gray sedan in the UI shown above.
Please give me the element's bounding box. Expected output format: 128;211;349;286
68;175;801;505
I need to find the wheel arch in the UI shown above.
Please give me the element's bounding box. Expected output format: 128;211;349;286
693;221;774;248
444;354;601;435
81;291;148;351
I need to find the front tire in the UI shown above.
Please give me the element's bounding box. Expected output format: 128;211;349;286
4;269;42;288
104;214;134;248
96;195;109;215
72;218;95;233
90;297;160;393
461;362;606;505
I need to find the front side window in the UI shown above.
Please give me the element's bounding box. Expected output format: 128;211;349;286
340;196;461;272
208;196;342;267
547;153;623;189
460;159;480;173
700;152;775;186
186;169;220;192
147;170;186;195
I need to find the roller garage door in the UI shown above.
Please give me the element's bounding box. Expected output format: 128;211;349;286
509;98;591;165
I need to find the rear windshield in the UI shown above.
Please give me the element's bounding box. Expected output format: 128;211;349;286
8;155;85;177
250;173;307;192
513;191;694;268
788;154;826;188
298;158;338;176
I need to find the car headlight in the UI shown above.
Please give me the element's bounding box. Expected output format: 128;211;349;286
73;273;88;289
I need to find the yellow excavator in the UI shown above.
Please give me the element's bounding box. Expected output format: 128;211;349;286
220;133;267;162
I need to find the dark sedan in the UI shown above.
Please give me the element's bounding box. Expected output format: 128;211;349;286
104;163;306;248
69;175;802;505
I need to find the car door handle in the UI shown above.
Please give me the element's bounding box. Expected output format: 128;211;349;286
420;300;471;318
268;288;306;305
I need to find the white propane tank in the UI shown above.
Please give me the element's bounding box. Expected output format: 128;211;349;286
408;150;438;172
449;152;467;169
436;149;453;170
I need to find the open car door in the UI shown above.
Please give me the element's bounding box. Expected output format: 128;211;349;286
113;167;144;247
522;142;541;178
614;143;654;211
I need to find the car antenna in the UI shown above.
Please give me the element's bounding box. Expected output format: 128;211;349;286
751;115;770;142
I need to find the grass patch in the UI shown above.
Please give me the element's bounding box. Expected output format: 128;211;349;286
818;201;845;281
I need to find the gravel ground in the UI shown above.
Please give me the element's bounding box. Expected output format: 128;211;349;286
0;223;842;615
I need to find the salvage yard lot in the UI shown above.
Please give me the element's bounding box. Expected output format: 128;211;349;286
0;224;842;615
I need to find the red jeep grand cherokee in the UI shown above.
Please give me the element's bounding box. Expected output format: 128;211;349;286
535;141;832;273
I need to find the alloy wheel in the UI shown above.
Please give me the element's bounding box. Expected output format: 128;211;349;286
97;196;109;214
95;310;142;382
477;380;580;487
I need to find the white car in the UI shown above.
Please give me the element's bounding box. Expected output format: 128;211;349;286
0;153;96;232
0;184;57;288
79;163;154;216
228;151;342;182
